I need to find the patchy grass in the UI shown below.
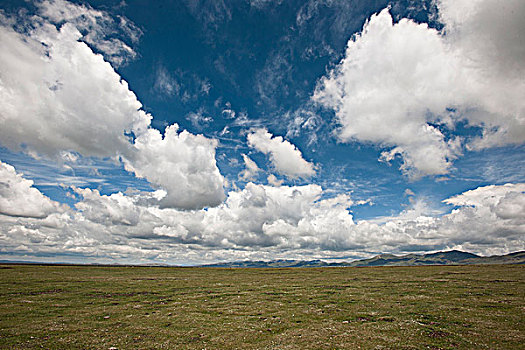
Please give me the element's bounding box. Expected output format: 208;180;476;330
0;264;523;349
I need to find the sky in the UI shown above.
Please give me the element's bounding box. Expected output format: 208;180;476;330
0;0;524;265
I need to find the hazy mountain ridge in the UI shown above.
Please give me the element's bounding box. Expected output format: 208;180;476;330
2;250;523;268
202;250;525;268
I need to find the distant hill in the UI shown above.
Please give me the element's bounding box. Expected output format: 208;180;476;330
2;250;523;268
201;250;525;268
200;259;338;268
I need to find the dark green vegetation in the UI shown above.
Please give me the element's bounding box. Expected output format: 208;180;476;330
203;250;525;268
0;264;523;349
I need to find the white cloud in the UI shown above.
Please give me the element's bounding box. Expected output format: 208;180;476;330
248;0;283;10
73;187;145;227
36;0;142;67
267;174;283;187
184;0;232;32
121;125;225;210
154;67;211;102
219;101;236;119
0;21;150;158
0;2;224;210
72;186;167;229
0;161;62;218
186;109;213;129
1;165;523;264
444;183;525;208
154;66;179;96
404;189;415;197
200;80;211;94
438;0;525;78
1;1;523;264
437;0;525;150
222;108;236;119
314;1;525;177
247;128;315;179
238;154;260;181
285;108;323;146
493;192;525;221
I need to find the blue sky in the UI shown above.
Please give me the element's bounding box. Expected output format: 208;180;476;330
0;0;524;264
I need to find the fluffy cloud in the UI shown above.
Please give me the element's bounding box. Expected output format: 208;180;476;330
0;164;523;264
444;183;525;208
1;1;523;264
0;2;224;210
247;128;315;179
0;161;62;218
437;0;525;150
0;20;149;158
72;186;163;227
444;183;525;225
314;1;525;177
122;125;225;210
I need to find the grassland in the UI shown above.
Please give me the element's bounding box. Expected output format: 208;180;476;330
0;264;523;349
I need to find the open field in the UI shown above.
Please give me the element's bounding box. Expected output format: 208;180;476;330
0;264;523;349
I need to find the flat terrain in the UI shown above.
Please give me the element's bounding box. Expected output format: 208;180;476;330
0;264;523;349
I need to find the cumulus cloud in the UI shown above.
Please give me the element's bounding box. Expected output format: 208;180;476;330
72;186;165;228
247;128;315;179
314;1;525;177
493;192;525;221
0;1;224;210
444;183;525;208
0;20;149;158
437;0;525;149
444;183;525;223
73;187;148;227
122;125;225;210
0;161;62;218
0;165;523;264
1;1;523;264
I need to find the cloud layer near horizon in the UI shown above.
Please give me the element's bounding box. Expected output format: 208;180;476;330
314;0;525;178
0;161;523;264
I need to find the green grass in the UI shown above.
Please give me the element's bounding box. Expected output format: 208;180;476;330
0;264;523;349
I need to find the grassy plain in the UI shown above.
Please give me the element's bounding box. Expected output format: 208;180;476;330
0;264;523;349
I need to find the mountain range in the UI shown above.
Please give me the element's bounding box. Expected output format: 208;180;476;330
2;250;523;268
201;250;525;268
